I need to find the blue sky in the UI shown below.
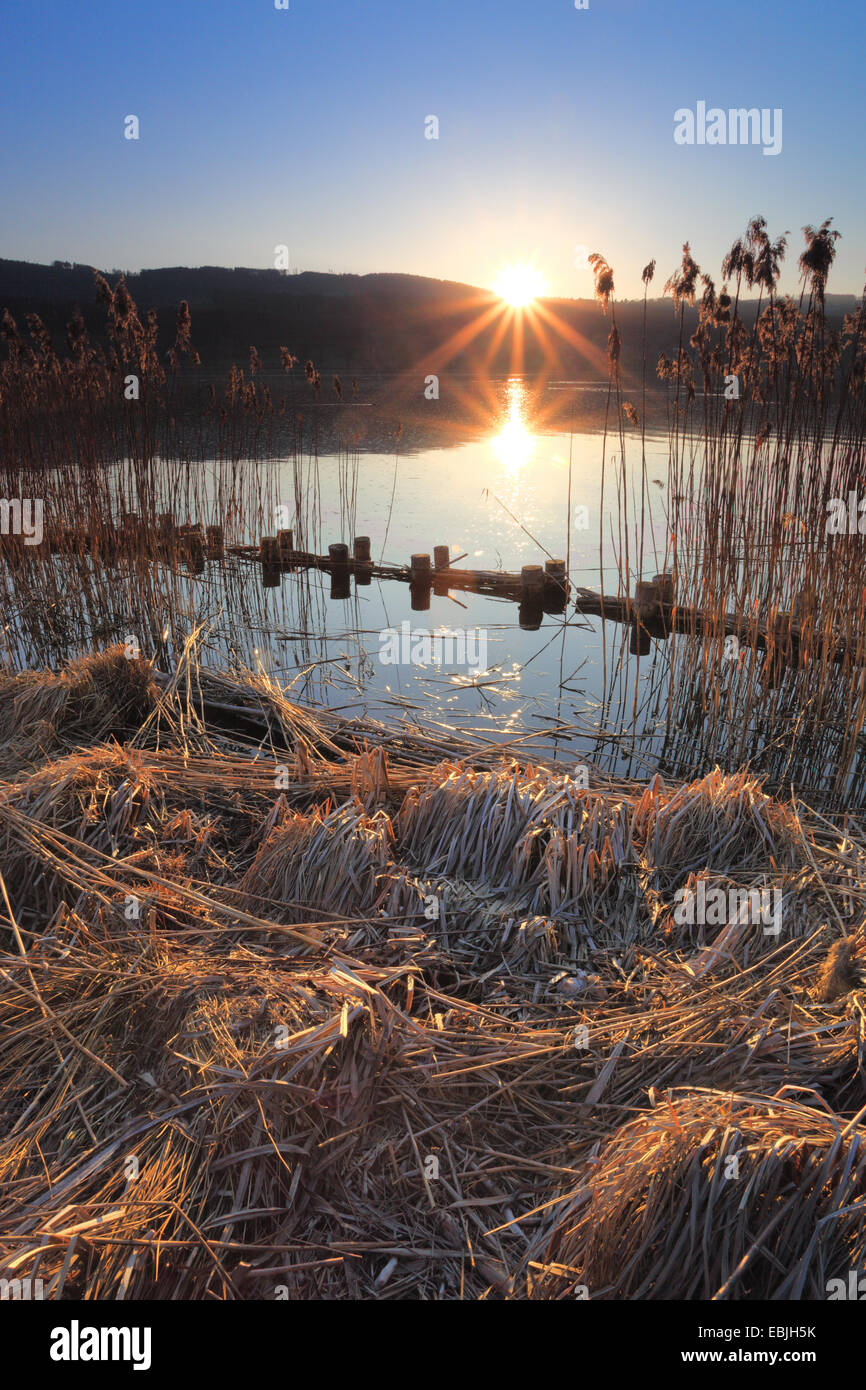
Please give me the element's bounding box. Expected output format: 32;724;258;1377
1;0;864;297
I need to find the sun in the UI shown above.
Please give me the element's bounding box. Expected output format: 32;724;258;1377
493;263;547;308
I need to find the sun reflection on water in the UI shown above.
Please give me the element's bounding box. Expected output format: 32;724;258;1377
491;378;534;474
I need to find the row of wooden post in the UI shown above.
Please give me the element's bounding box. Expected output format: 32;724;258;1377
36;512;571;620
9;514;842;672
32;511;226;571
256;535;573;621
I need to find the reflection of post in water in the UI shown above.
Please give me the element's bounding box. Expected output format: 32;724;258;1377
259;534;280;588
277;528;294;571
410;553;431;611
433;545;451;597
180;523;205;574
543;559;567;615
519;597;543;631
629;574;673;656
520;565;544;631
329;543;351;600
353;535;372;586
206;525;224;561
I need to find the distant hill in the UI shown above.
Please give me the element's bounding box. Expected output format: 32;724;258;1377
0;258;859;385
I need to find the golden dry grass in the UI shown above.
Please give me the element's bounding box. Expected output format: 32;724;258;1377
0;648;864;1300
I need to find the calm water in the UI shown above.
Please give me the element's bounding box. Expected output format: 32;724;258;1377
8;372;857;797
188;377;676;774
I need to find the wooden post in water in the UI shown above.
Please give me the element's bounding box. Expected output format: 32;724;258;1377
260;535;280;588
187;535;204;574
158;513;175;559
654;572;674;608
520;566;544;629
410;553;432;611
793;586;814;648
411;553;432;581
184;527;205;575
757;611;796;690
634;574;675;641
46;521;69;554
433;545;450;596
205;525;224;560
353;535;372;586
521;565;544;597
634;580;659;625
277;528;294;571
543;558;567;613
545;558;566;586
771;612;794;666
329;543;351;599
634;580;670;645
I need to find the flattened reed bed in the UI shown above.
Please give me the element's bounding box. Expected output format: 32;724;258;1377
639;766;801;879
241;801;409;921
0;917;584;1299
0;747;820;957
0;649;865;1299
0;647;156;776
2;890;863;1299
533;1089;866;1300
